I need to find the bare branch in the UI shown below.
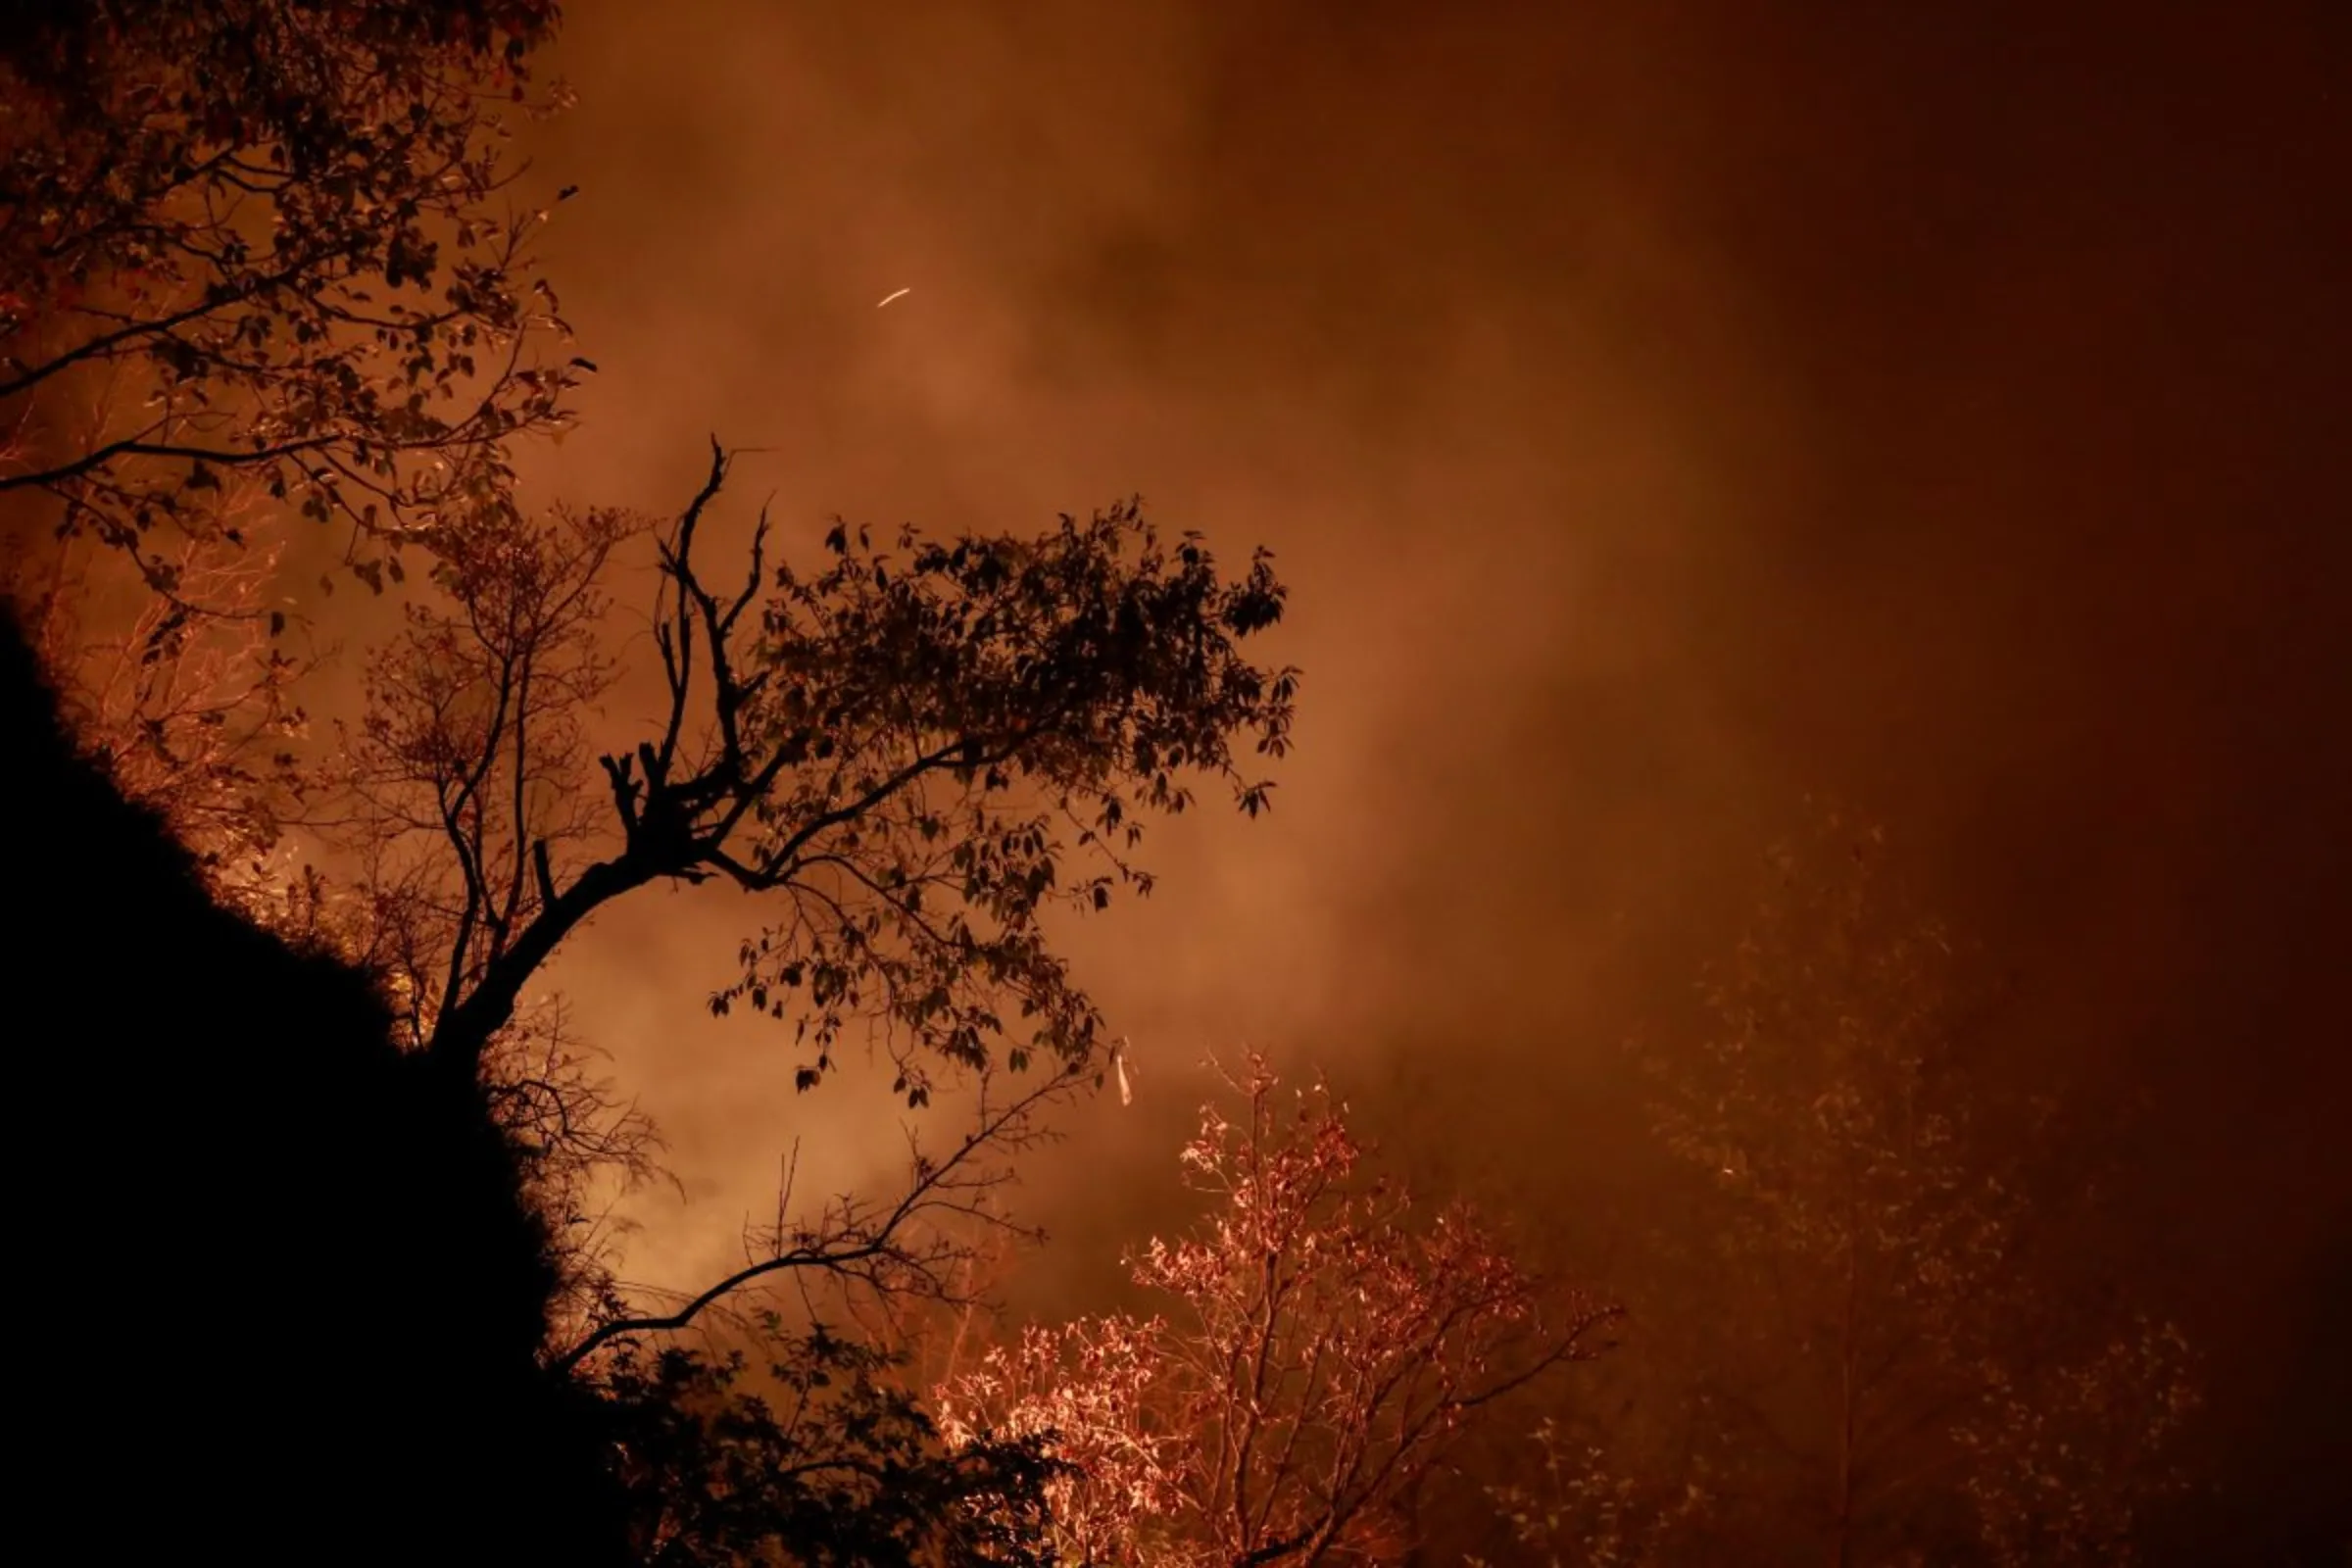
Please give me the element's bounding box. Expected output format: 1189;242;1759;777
553;1061;1084;1374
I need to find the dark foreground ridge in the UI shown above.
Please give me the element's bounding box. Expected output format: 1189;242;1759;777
5;611;627;1561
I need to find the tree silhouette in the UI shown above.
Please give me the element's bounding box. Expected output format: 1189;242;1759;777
1;0;580;591
307;442;1298;1355
942;1057;1619;1567
603;1319;1065;1567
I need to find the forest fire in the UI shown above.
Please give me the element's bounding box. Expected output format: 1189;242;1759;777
4;1;2343;1562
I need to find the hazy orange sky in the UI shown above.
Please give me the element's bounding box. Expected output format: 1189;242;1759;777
474;2;2344;1550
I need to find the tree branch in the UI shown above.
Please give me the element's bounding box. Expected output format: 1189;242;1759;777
553;1063;1079;1374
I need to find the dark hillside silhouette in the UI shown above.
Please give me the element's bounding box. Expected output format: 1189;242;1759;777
4;609;627;1561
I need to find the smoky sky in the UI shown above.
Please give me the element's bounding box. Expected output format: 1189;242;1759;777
497;0;2346;1543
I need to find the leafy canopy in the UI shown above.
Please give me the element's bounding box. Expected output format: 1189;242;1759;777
706;498;1298;1098
2;0;578;586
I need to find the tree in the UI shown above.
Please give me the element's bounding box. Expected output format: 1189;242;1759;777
600;1318;1065;1567
314;441;1298;1356
2;0;581;593
1631;815;2197;1566
940;1057;1620;1567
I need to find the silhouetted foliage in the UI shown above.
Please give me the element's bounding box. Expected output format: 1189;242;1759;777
318;444;1297;1353
601;1319;1064;1567
1;0;579;588
340;446;1298;1090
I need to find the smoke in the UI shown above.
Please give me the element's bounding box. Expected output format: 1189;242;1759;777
495;0;2344;1540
